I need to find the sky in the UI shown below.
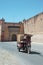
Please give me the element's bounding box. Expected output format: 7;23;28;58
0;0;43;22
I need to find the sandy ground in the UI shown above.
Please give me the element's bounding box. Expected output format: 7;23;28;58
0;42;43;65
0;48;21;65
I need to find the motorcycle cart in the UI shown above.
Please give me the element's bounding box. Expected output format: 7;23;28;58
17;34;32;53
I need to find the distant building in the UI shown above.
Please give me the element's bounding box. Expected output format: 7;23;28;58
23;12;43;43
0;18;24;41
0;12;43;42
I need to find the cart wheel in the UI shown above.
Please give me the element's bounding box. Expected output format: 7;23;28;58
28;47;31;54
18;48;20;52
26;49;28;53
25;46;28;53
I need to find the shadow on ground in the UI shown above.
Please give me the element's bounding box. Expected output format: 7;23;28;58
19;50;40;54
20;50;42;55
30;51;40;54
20;50;40;54
30;51;43;57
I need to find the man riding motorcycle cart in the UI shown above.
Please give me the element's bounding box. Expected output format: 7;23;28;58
17;34;32;53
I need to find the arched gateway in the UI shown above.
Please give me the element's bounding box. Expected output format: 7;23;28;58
12;34;17;41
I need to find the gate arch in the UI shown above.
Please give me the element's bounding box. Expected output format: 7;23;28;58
12;34;17;41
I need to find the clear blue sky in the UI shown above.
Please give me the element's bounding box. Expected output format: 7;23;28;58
0;0;43;22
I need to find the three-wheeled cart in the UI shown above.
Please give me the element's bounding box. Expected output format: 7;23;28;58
17;34;32;53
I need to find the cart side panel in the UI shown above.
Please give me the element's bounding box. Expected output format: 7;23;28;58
17;34;24;43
